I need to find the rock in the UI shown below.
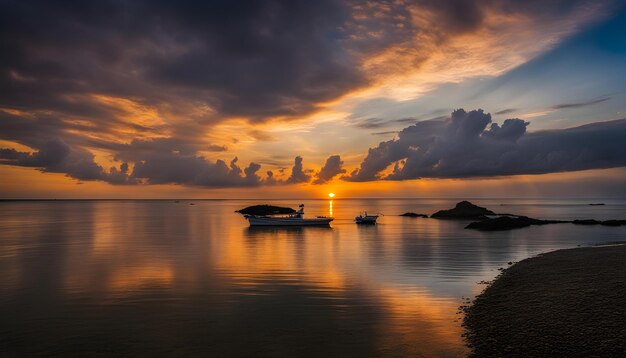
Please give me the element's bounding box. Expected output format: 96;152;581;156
399;212;428;218
236;205;296;216
600;220;626;227
465;216;568;231
573;219;601;225
431;201;495;219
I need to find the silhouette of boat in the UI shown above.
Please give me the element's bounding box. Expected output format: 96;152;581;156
244;204;333;226
355;212;379;224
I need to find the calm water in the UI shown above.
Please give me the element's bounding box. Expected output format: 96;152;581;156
1;199;626;357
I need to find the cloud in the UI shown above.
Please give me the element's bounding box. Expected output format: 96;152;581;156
346;0;610;105
247;130;277;142
371;131;397;136
0;139;133;184
1;0;607;128
551;97;611;110
353;117;417;129
286;156;310;184
348;109;626;181
0;99;328;188
0;138;320;187
121;147;320;187
354;118;391;129
206;144;228;152
494;108;517;115
0;0;366;121
314;155;346;184
130;155;263;187
0;0;615;192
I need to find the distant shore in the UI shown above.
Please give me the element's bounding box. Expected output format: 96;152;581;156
463;244;626;357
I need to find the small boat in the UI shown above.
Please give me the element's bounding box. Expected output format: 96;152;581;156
355;212;379;224
244;204;333;226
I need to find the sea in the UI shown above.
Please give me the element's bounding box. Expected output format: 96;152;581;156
1;198;625;357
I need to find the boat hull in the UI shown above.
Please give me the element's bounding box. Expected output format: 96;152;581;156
246;216;334;226
355;219;377;224
355;216;378;224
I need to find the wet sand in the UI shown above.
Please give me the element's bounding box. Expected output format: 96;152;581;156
463;244;626;357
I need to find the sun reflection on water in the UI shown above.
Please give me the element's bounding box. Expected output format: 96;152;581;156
329;199;333;217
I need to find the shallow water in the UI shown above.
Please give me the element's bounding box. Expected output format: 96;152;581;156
1;199;625;356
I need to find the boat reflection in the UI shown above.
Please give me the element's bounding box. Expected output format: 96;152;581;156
245;225;333;236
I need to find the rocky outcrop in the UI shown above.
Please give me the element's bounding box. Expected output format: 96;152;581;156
423;201;626;231
467;217;626;231
431;201;495;219
465;216;567;231
399;212;428;218
573;219;626;227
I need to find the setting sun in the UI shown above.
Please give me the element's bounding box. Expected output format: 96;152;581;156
328;193;335;198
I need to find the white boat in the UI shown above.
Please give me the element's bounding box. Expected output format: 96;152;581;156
355;212;379;224
244;204;333;226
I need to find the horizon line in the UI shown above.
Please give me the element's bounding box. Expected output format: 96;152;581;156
1;197;624;201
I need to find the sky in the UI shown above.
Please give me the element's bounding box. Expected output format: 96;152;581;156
1;0;626;199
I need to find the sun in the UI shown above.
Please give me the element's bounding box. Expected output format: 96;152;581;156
328;192;335;198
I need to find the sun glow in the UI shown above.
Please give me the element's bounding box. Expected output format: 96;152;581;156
328;192;335;198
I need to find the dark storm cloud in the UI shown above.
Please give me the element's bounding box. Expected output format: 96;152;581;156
314;155;346;184
551;97;611;110
348;109;626;181
150;1;365;119
0;0;372;188
0;0;364;120
1;0;598;123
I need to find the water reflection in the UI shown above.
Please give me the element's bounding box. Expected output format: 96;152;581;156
1;199;625;356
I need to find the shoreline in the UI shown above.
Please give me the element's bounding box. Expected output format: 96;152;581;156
462;244;626;357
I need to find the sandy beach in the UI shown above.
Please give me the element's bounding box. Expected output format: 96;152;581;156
463;244;626;357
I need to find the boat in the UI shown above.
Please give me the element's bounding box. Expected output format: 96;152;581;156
355;212;379;224
243;204;333;226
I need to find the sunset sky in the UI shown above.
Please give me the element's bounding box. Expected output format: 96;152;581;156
1;0;626;199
